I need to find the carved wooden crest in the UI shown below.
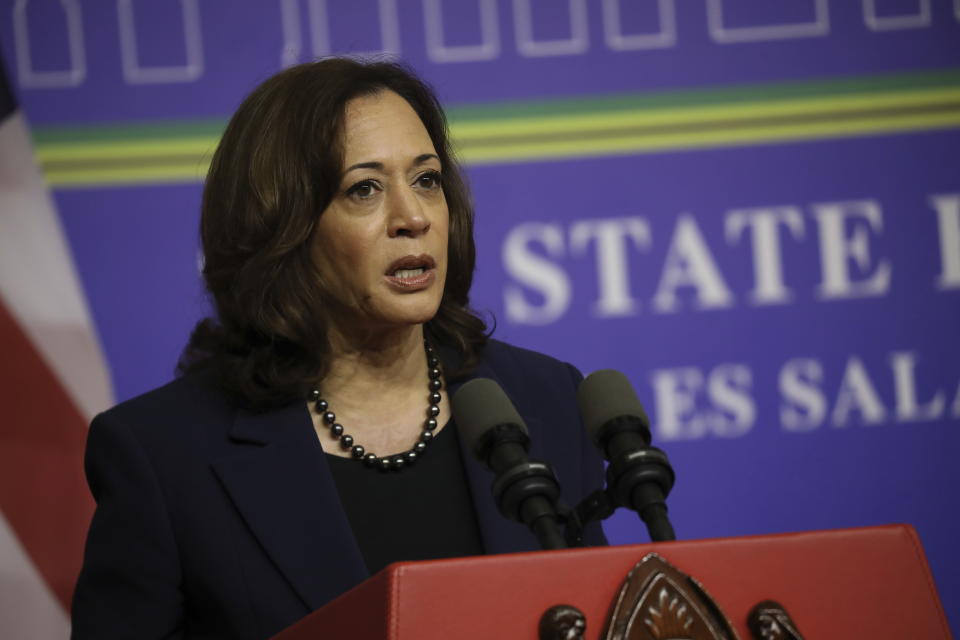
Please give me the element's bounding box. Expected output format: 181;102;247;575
601;553;739;640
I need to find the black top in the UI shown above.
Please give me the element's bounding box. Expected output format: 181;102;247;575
326;421;485;574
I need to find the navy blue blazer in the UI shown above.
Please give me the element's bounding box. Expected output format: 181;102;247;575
72;339;607;639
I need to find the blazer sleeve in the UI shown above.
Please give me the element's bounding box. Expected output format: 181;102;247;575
564;362;609;548
71;411;184;640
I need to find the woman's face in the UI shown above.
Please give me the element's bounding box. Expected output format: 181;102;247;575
312;90;449;334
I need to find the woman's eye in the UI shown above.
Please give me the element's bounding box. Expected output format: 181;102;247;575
416;171;442;190
346;180;379;200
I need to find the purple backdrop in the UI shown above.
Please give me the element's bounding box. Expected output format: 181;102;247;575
3;0;958;630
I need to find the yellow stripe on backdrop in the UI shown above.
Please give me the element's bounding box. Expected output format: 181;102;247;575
42;164;211;188
459;106;960;164
452;87;960;139
32;71;960;188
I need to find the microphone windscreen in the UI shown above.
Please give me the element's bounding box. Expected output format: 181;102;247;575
452;378;528;455
577;369;650;446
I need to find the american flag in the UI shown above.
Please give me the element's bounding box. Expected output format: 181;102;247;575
0;53;113;637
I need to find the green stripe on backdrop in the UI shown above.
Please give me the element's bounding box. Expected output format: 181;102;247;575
33;68;960;188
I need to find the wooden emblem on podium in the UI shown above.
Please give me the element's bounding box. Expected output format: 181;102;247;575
601;553;739;640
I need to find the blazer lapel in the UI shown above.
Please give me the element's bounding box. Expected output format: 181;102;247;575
211;401;368;611
442;345;542;556
211;340;543;612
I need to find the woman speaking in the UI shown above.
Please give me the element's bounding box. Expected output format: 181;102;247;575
72;58;606;639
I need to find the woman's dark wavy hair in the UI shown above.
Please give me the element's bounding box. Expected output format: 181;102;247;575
179;58;488;411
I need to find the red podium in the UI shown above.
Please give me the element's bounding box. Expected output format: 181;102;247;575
273;524;951;639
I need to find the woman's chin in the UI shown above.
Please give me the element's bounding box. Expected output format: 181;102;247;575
367;299;442;331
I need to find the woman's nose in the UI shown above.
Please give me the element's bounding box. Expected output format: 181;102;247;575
387;188;431;238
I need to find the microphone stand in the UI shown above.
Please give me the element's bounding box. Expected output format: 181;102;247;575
489;454;568;550
482;425;568;550
608;445;676;542
566;445;676;544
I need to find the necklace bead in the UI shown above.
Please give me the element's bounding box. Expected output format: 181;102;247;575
310;340;442;472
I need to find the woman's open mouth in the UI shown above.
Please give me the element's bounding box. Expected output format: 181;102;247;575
385;254;436;290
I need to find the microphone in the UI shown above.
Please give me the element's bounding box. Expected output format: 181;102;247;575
578;369;676;542
452;378;567;550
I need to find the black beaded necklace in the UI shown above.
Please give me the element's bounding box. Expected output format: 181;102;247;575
309;339;443;472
